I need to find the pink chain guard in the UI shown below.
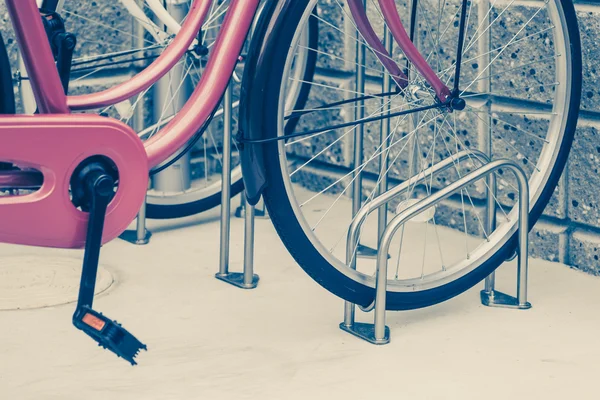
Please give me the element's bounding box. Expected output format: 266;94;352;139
0;115;148;249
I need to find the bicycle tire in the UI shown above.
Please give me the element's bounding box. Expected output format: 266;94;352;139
0;33;15;115
248;0;581;310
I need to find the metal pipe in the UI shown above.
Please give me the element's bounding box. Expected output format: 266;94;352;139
135;196;149;243
351;0;367;218
344;0;368;327
478;0;497;294
243;194;256;286
218;83;233;276
372;159;529;341
377;27;393;242
517;188;529;306
131;0;151;245
348;150;491;256
152;0;193;194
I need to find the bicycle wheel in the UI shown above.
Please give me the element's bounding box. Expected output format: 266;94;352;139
14;1;316;219
246;0;581;309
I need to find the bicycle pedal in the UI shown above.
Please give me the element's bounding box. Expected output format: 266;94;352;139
73;307;147;365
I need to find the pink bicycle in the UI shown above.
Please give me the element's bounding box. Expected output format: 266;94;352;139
0;0;580;364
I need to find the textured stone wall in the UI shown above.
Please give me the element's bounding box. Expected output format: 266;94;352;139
0;1;599;274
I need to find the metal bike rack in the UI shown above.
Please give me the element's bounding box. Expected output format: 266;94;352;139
119;191;152;245
215;82;259;289
119;0;157;246
340;155;531;344
352;0;378;259
235;195;268;219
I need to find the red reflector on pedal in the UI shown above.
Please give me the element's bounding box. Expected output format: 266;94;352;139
83;313;106;331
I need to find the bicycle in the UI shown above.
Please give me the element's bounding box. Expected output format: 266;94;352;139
0;0;580;364
13;0;318;219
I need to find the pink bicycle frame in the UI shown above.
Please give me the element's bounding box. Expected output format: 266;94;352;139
8;0;262;169
7;0;449;168
0;0;450;249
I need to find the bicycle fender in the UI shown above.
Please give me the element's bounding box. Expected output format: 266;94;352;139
238;0;297;206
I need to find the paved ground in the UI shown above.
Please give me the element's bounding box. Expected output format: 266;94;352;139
0;194;599;400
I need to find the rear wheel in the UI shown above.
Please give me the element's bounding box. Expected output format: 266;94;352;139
253;0;581;309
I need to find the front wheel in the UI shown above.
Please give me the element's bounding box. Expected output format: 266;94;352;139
252;0;581;309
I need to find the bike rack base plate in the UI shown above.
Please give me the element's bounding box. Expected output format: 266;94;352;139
119;229;152;245
339;322;390;345
480;290;532;310
215;272;260;289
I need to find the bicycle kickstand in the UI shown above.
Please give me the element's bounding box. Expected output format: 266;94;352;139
71;160;147;365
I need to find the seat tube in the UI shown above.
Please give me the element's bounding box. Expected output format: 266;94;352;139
6;0;69;113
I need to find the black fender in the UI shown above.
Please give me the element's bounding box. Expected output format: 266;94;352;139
238;0;302;206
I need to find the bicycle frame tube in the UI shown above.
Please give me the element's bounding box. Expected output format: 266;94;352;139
346;0;408;89
6;0;68;113
378;0;451;101
67;0;214;110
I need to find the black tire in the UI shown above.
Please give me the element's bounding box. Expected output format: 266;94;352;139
145;9;319;220
0;32;15;172
253;0;581;310
0;33;15;115
146;178;245;219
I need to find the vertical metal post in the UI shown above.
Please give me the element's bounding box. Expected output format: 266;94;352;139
373;242;390;343
152;0;193;196
236;195;269;219
132;2;150;244
406;0;420;195
119;0;153;245
344;0;368;323
124;188;151;245
218;83;233;277
480;164;531;310
353;0;379;258
243;195;256;287
377;27;393;241
478;0;497;294
215;83;259;289
342;240;357;328
517;184;529;307
352;0;367;218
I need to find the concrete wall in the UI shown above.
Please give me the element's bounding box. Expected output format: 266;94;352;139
0;1;599;274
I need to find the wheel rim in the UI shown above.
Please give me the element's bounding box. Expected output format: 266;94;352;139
275;0;574;292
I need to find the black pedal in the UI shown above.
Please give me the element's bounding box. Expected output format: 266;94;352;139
73;307;147;365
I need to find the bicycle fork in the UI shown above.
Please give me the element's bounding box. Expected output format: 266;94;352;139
346;0;455;103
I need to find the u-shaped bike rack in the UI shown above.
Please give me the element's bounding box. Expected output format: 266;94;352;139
215;82;260;289
340;156;531;344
